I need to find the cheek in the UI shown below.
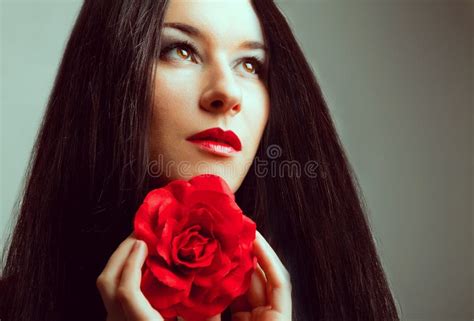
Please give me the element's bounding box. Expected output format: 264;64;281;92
153;74;181;115
242;99;269;158
257;86;270;129
150;73;196;137
149;89;179;158
253;92;270;137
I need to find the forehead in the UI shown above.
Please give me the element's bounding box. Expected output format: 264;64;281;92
162;0;265;47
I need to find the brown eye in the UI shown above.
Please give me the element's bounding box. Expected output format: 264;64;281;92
243;61;256;74
240;57;265;76
159;40;199;63
176;47;191;60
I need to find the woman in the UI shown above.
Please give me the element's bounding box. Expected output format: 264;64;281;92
0;0;400;320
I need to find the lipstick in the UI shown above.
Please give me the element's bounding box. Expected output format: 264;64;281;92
186;127;242;157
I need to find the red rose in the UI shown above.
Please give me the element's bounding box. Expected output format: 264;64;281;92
133;174;257;321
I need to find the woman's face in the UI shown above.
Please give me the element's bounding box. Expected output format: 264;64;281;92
149;0;269;193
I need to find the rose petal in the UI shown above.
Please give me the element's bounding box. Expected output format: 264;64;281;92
177;299;232;321
143;188;175;209
205;249;255;302
177;239;217;269
134;188;181;253
186;191;243;252
179;290;230;321
156;218;178;265
192;244;233;287
194;240;218;266
133;202;159;253
240;215;256;245
157;198;184;229
186;190;242;225
164;179;194;204
140;269;189;309
188;174;235;200
180;233;206;258
171;226;201;264
171;226;217;269
147;256;194;291
184;207;215;235
158;307;179;320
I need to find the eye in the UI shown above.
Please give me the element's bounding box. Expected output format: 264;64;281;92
159;41;267;78
240;56;265;77
159;40;199;63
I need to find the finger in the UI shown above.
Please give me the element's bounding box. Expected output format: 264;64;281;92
230;293;251;314
247;262;267;308
100;233;137;281
254;231;289;287
231;312;250;321
117;240;164;320
230;262;266;314
231;305;271;321
253;231;292;316
257;262;267;281
253;305;272;318
96;233;137;309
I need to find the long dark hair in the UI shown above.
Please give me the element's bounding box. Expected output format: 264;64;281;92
1;1;400;320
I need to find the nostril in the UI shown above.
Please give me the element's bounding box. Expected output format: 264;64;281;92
210;100;223;108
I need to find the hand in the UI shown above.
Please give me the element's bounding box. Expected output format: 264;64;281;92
229;231;293;321
96;232;173;321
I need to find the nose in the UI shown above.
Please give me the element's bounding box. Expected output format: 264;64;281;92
199;61;242;115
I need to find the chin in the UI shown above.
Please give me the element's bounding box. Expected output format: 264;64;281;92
149;165;246;194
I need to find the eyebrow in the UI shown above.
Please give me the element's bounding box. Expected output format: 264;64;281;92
163;22;268;53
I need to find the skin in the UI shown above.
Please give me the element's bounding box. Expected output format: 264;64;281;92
97;0;292;320
97;232;292;321
148;0;270;193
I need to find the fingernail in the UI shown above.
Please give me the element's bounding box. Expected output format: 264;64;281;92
134;240;142;250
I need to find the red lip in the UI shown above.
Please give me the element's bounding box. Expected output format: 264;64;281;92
186;127;242;152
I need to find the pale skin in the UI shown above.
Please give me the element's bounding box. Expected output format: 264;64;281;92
148;0;269;193
97;0;292;319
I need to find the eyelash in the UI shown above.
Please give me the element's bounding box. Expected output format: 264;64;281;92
159;40;266;77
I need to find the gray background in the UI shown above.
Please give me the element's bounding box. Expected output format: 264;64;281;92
1;1;472;320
